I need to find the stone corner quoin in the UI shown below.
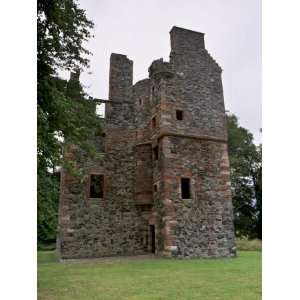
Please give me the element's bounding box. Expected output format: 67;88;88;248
58;26;236;259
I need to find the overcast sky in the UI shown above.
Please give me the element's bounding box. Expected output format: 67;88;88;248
76;0;261;143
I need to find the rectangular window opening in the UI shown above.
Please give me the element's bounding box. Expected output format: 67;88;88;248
152;116;156;129
181;178;191;199
176;110;183;120
89;174;104;198
153;146;159;160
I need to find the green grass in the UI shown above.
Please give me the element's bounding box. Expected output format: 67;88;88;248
38;251;261;300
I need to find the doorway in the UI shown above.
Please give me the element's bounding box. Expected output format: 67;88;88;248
150;225;156;253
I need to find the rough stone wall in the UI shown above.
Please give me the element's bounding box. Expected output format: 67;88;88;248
58;144;146;258
135;143;153;205
58;54;147;258
58;143;107;258
58;26;235;259
133;27;236;258
108;53;133;102
169;27;227;140
133;79;152;143
160;137;235;258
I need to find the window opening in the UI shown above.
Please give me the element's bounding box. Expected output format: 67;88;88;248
176;110;183;120
89;174;104;198
152;116;156;129
150;225;156;253
153;146;159;160
181;178;191;199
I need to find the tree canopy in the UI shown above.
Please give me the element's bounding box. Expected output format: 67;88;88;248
227;113;262;239
37;0;101;245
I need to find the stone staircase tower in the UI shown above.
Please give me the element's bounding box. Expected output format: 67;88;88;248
137;27;236;257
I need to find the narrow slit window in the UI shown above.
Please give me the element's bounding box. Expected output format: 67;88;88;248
89;174;104;198
153;184;158;192
152;86;155;95
152;116;156;129
181;178;191;199
153;146;159;160
176;110;183;120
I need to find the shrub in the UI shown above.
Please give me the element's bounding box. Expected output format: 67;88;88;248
236;238;262;251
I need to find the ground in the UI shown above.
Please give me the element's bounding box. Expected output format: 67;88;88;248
38;250;261;300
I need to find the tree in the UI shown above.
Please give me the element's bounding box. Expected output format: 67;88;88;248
227;113;262;239
253;144;262;239
37;0;101;245
37;170;60;245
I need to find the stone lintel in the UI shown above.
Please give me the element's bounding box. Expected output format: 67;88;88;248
134;141;152;147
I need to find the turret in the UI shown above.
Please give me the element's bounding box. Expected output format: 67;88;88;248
148;59;174;80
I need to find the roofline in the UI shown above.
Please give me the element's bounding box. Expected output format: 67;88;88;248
170;26;205;36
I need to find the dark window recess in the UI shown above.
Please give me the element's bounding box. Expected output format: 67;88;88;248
152;116;156;128
153;146;159;160
176;110;183;120
154;184;158;192
152;86;159;103
150;225;156;253
181;178;191;199
139;98;142;105
89;174;104;198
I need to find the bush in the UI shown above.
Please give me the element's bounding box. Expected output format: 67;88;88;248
236;238;262;251
37;242;57;251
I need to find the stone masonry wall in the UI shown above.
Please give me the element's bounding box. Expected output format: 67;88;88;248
138;27;236;257
58;54;148;258
58;26;236;259
169;27;227;140
58;141;147;258
160;136;235;258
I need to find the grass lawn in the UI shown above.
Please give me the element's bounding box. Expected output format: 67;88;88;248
38;251;261;300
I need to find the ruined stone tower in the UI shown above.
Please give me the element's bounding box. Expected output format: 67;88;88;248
58;26;236;259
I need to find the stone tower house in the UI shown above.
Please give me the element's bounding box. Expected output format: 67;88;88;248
58;26;236;259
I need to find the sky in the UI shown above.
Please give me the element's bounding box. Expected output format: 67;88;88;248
75;0;261;143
